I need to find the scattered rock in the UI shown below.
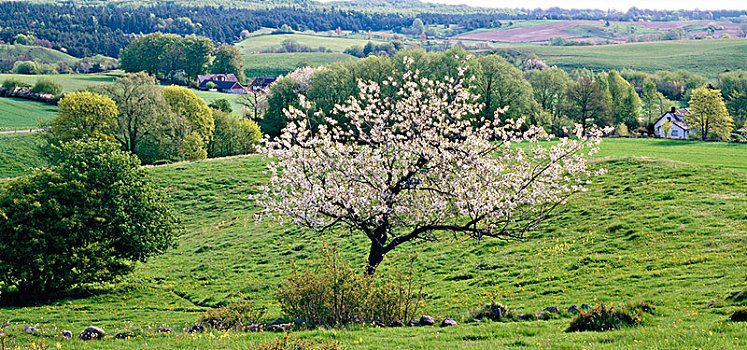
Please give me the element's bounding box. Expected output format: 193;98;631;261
156;327;174;333
706;300;718;308
271;317;286;325
568;305;579;313
247;324;262;332
544;306;559;313
581;304;592;309
374;320;386;327
419;315;435;326
188;324;206;334
440;318;458;327
389;321;404;327
61;330;73;339
407;320;421;327
23;326;38;333
265;325;283;332
79;326;106;340
535;312;545;318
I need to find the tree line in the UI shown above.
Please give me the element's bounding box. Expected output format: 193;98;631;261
258;48;745;141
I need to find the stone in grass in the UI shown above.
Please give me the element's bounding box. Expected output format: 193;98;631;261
79;326;106;340
419;315;435;326
535;312;545;318
389;321;405;327
374;320;386;327
581;304;592;309
440;318;458;327
407;321;421;327
731;291;742;297
61;330;73;339
544;306;560;313
568;305;579;313
247;324;262;332
188;324;206;333
23;326;38;333
156;327;174;333
270;317;286;325
266;323;293;332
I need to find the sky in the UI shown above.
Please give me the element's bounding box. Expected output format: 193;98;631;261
418;0;747;11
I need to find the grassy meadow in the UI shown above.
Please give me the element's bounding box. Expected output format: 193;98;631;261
1;138;747;348
0;98;57;130
243;52;357;78
0;73;119;92
0;133;47;179
513;39;747;79
0;44;79;64
236;33;380;53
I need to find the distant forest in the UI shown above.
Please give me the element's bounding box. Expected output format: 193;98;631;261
0;2;745;58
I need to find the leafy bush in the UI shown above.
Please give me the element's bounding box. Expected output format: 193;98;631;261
257;335;342;350
209;110;263;158
198;299;267;330
567;303;643;332
32;78;63;96
178;132;208;160
208;98;232;113
469;303;515;321
0;139;179;295
12;61;39;74
2;79;32;90
616;123;629;137
276;245;424;327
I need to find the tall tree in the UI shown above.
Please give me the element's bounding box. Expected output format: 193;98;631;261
162;86;214;159
49;91;118;143
563;78;610;132
719;70;747;128
528;68;572;135
211;44;246;82
686;87;733;140
472;55;536;121
607;70;641;128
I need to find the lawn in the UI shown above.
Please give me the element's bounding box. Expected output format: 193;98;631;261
512;39;747;79
0;73;119;92
236;33;381;54
243;52;356;78
0;98;57;130
0;132;46;179
1;138;746;348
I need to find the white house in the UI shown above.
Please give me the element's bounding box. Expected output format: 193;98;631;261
654;107;691;139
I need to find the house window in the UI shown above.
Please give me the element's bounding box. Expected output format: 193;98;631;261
671;130;678;137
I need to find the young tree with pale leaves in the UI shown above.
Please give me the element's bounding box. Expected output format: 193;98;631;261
256;58;608;274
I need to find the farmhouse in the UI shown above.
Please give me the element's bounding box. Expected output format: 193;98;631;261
197;73;247;94
250;76;277;93
654;107;691;139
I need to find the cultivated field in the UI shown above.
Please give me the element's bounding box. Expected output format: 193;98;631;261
512;39;747;78
243;52;357;78
1;138;747;348
0;98;57;130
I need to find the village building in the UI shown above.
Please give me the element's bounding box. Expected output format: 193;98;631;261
250;76;277;93
196;73;247;94
654;107;691;139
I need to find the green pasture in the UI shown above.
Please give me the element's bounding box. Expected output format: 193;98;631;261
0;98;57;130
0;44;79;64
236;33;381;53
514;39;747;79
0;132;47;179
1;137;747;348
243;52;356;78
0;73;119;92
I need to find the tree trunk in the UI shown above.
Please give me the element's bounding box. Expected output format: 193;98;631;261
366;242;384;275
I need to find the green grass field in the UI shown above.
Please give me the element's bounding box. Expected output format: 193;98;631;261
0;133;47;179
0;73;119;92
1;138;747;348
0;98;57;130
0;44;79;64
514;39;747;79
236;33;381;53
244;52;357;78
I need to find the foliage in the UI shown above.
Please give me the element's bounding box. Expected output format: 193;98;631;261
163;85;214;158
211;44;245;82
198;299;267;330
31;78;62;96
528;68;572;135
49;91;118;143
719;70;747;127
616;123;629;137
563;77;610;131
257;336;343;350
179;131;208;160
469;303;515;321
276;245;423;326
120;33;213;81
567;303;644;332
208;98;233;113
256;58;607;274
208;110;262;158
93;72;186;164
686;87;734;140
1;78;32;90
472;54;536;121
0;139;179;294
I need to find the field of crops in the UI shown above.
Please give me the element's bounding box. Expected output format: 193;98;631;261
1;138;747;348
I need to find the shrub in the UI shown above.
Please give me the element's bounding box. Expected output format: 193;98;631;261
12;61;39;74
567;303;643;332
32;78;63;96
616;123;629;137
469;303;514;321
198;299;267;330
730;307;747;322
208;98;232;113
276;245;424;327
2;79;32;90
178;132;208;160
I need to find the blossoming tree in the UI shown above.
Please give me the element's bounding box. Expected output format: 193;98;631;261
256;58;607;274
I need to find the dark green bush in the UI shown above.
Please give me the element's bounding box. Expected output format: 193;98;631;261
567;303;643;332
276;245;424;327
198;299;267;330
32;78;63;96
1;79;32;90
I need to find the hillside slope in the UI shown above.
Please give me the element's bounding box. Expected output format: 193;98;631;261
1;143;747;348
